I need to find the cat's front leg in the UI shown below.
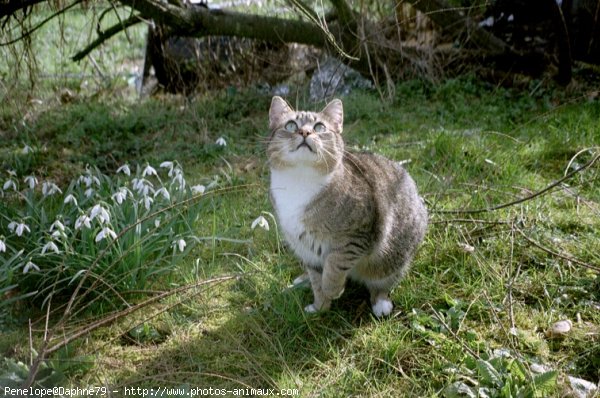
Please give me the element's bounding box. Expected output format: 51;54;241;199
305;267;331;313
321;252;354;301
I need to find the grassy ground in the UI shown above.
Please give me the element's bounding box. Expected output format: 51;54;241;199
1;77;599;397
0;5;599;396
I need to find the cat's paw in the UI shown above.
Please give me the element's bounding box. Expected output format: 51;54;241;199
322;285;345;300
292;273;309;286
304;304;318;313
372;299;393;317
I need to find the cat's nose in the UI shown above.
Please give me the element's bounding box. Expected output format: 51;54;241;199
298;129;311;138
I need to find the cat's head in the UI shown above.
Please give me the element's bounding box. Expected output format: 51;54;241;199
267;96;344;172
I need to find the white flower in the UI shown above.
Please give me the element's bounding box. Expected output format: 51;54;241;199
8;221;30;237
112;188;129;205
0;239;6;253
41;241;60;255
24;176;38;189
154;218;161;228
64;194;78;206
95;227;117;243
3;179;16;191
90;204;111;224
22;145;33;154
132;178;154;196
215;137;227;147
251;215;270;231
154;187;170;201
75;215;92;230
84;188;95;198
51;230;64;239
23;261;40;274
160;161;174;170
142;164;157;177
42;181;62;197
7;169;16;177
191;185;206;195
173;238;187;252
78;175;92;187
117;164;131;176
172;171;185;190
50;219;65;232
143;196;153;210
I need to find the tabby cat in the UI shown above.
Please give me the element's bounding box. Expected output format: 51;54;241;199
267;96;427;317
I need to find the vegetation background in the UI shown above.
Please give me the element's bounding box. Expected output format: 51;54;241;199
0;0;599;396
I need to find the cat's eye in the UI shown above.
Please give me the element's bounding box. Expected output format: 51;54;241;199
285;121;298;132
314;122;326;133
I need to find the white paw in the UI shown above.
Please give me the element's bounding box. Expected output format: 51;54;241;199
304;304;318;313
372;299;393;317
292;273;309;286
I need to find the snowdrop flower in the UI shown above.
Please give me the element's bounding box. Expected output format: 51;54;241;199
7;169;16;177
215;137;227;147
24;176;38;190
50;219;65;232
160;161;174;171
112;187;129;205
251;215;270;231
75;215;92;230
90;204;111;224
84;188;95;198
172;170;185;190
172;238;187;252
95;227;117;243
154;218;161;228
3;179;16;191
22;145;33;154
51;230;64;239
78;175;91;187
0;238;6;253
132;178;154;196
117;164;131;176
42;181;62;197
154;187;171;201
41;241;60;255
23;261;40;274
191;184;206;195
64;194;78;206
8;221;30;237
143;196;153;210
142;164;157;177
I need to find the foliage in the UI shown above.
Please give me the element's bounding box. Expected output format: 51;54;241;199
0;159;213;311
1;77;599;396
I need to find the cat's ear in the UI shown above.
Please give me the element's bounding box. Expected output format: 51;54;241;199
269;96;294;130
321;99;344;133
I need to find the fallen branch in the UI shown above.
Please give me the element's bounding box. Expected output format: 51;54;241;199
72;14;143;62
434;153;600;214
516;228;600;273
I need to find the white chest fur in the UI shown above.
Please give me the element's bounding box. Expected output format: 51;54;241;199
270;167;332;266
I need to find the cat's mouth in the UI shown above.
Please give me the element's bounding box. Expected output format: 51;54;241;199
295;142;314;152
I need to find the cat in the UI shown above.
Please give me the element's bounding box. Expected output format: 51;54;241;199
267;96;428;317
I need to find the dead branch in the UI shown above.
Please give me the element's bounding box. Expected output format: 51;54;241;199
516;228;600;273
434;153;600;215
72;14;143;61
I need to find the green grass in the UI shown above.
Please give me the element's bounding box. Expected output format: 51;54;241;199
1;77;599;396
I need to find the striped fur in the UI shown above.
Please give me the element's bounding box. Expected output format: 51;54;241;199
267;96;428;317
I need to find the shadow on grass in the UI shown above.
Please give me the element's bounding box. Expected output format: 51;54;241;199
112;281;380;393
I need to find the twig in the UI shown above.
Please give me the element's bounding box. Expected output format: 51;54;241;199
430;218;512;225
44;275;238;355
434;153;599;214
72;14;143;62
0;0;83;46
516;228;600;273
428;304;480;359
